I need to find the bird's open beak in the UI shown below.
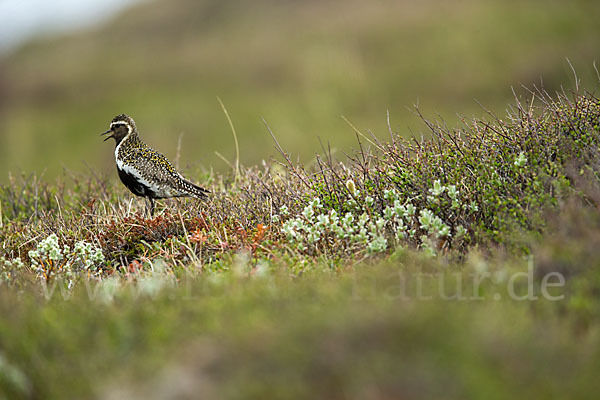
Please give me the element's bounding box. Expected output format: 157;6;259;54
101;128;114;141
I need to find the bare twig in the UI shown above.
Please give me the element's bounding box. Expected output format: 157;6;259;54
565;57;580;91
262;117;312;189
175;132;185;170
341;115;381;150
217;97;240;179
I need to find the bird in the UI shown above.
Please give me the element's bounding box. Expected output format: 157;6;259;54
101;114;209;216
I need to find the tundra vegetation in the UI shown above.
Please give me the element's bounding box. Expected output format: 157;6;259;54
1;90;600;398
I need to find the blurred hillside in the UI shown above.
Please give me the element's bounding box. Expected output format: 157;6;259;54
0;0;599;183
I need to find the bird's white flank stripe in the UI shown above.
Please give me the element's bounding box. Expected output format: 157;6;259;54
116;159;166;196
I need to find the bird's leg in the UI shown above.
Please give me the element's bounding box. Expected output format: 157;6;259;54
145;197;155;217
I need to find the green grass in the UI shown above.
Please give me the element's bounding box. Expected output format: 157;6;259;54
2;90;600;398
2;266;599;399
1;0;600;183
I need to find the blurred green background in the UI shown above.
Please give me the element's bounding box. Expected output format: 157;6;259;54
1;0;599;183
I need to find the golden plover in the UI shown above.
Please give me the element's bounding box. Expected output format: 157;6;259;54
101;114;209;215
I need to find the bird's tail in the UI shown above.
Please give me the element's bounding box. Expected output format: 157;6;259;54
182;178;210;199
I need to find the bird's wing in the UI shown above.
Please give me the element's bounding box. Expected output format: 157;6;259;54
129;147;208;198
126;148;183;194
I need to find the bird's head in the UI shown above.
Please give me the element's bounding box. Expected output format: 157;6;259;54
101;114;137;144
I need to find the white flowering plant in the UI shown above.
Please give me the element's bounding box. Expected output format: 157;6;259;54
275;178;470;257
0;256;25;285
27;233;105;288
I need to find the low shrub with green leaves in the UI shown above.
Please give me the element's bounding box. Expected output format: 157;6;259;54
272;91;600;259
